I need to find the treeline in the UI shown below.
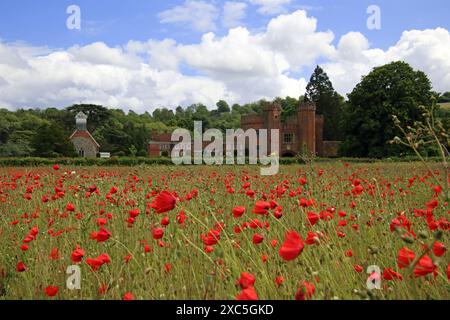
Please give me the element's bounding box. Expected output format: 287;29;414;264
0;61;448;159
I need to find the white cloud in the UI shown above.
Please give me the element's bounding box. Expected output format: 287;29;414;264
249;0;291;15
158;0;219;32
222;2;248;28
0;10;449;112
322;28;450;95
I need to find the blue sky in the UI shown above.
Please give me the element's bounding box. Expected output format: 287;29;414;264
0;0;449;111
1;0;448;49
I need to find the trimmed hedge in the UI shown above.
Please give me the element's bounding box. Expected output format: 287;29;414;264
0;156;442;167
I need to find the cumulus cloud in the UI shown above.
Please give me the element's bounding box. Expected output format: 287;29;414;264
0;10;449;112
322;28;450;94
158;0;219;32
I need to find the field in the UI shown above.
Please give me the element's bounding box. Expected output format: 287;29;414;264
0;162;448;300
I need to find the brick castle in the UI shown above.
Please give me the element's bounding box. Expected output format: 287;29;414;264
148;101;340;158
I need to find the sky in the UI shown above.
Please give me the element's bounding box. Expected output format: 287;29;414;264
0;0;449;112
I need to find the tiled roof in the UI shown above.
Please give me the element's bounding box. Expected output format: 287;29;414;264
69;130;100;147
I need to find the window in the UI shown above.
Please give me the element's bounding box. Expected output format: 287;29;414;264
284;133;293;144
79;149;85;157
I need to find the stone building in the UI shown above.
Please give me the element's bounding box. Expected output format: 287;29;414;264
69;112;100;158
148;101;340;158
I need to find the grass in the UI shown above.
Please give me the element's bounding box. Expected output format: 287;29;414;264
0;161;448;300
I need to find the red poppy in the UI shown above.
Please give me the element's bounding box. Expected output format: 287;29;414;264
279;231;304;261
96;227;112;242
253;201;270;215
161;216;170;226
305;231;319;245
71;245;85;263
232;206;246;218
414;255;438;278
237;272;255;289
150;190;177;214
122;292;135;300
383;268;403;281
432;242;446;257
252;234;264;244
447;263;450;281
66;203;75;212
50;247;59;260
44;285;59;297
345;250;353;257
397;247;415;269
152;228;164;240
52;164;60;171
275;276;284;286
354;265;363;273
236;286;259;300
16;261;26;272
306;211;319;226
295;281;315;300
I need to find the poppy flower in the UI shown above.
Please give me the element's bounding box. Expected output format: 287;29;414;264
397;247;415;269
232;206;246;218
16;261;26;272
150;190;177;214
354;265;363;273
129;208;140;218
44;285;59;297
275;276;284;286
50;247;59;260
305;231;319;245
71;245;85;263
306;211;319;226
122;292;135;300
295;281;315;300
414;255;438;278
96;227;112;242
383;268;403;281
252;234;264;244
432;242;446;257
66;203;75;212
279;231;304;261
52;164;60;171
237;272;255;289
345;250;353;257
253;201;270;215
447;263;450;281
161;216;170;226
236;286;258;300
152;228;164;240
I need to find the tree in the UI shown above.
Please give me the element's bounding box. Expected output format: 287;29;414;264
305;66;343;140
32;122;76;157
67;104;112;132
216;100;230;113
340;61;433;158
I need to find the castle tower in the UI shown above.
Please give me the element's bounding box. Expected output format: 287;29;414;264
298;102;316;155
264;102;281;153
